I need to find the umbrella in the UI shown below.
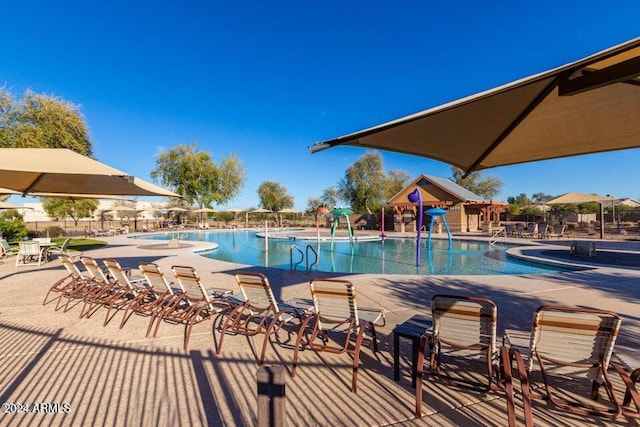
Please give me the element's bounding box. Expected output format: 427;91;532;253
310;37;640;176
249;208;273;213
0;148;179;197
192;207;216;213
168;207;189;212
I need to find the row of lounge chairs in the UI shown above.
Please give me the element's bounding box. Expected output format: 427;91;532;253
504;223;565;238
41;258;638;424
414;295;640;425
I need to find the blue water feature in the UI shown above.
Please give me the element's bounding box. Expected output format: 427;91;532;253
131;230;576;275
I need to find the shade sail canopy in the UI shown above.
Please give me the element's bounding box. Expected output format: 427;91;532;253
0;201;31;210
310;38;640;175
545;192;607;204
0;148;179;197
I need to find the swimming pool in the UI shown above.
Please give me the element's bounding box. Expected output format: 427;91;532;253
134;230;574;275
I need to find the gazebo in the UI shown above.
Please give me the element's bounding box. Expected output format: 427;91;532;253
388;174;506;233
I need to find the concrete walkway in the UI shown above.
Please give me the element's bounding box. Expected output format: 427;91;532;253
0;231;638;426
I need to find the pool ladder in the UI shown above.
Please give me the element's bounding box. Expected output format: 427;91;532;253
290;244;318;273
489;227;506;246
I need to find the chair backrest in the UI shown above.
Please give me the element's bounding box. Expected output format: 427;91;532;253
80;256;110;283
172;265;209;303
527;223;537;233
19;241;41;256
516;224;524;232
309;279;358;332
34;237;51;244
139;262;175;295
1;239;10;252
103;259;136;291
529;306;621;380
235;271;279;313
59;254;86;281
59;238;71;251
431;294;497;356
554;225;565;235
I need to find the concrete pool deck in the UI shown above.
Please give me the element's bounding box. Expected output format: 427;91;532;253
0;231;638;426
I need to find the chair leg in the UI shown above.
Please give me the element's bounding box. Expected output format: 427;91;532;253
291;315;315;378
351;320;370;393
216;305;244;355
415;335;429;417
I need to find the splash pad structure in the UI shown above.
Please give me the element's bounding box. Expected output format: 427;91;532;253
407;188;452;268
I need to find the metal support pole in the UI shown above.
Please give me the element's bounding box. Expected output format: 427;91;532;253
257;366;286;427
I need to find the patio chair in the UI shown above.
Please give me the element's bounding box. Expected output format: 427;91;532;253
521;222;538;238
502;306;631;421
504;224;514;237
415;294;498;417
515;223;525;237
79;256;129;321
537;224;551;239
15;241;43;267
169;265;235;349
0;238;19;262
547;224;566;238
138;262;187;338
216;271;305;364
42;254;94;311
291;278;386;393
46;238;71;259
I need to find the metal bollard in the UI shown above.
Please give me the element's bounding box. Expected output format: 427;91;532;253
257;365;286;427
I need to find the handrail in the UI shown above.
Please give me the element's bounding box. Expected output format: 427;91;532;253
290;244;304;272
306;244;318;272
489;227;506;246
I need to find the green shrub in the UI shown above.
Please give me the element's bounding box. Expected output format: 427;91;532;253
0;210;30;241
44;226;65;237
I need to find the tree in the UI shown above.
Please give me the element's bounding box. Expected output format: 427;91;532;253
151;143;245;208
338;151;386;214
531;193;553;203
42;198;99;226
320;187;340;208
0;89;92;155
385;169;411;200
257;181;294;212
450;167;502;200
306;197;323;214
507;193;533;207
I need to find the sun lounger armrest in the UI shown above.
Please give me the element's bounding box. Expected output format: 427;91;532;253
358;308;386;327
206;287;234;298
610;364;640;413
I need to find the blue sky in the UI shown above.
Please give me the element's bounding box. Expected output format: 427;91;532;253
3;1;639;210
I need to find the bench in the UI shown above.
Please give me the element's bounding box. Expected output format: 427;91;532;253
570;241;596;257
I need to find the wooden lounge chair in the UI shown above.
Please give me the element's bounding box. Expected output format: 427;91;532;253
291;278;385;393
502;306;633;422
216;271;304;364
169;265;234;350
15;241;43;267
42;254;94;311
415;294;498;417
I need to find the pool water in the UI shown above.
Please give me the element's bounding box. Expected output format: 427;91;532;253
134;230;573;275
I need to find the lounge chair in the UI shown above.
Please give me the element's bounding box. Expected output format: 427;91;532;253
216;271;304;364
502;306;634;421
42;254;93;311
138;262;186;338
291;278;385;393
168;265;234;350
515;223;525;237
537;224;551;239
0;238;19;262
521;222;538;238
547;224;565;238
415;294;498;417
504;224;514;237
79;256;129;321
15;241;43;267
